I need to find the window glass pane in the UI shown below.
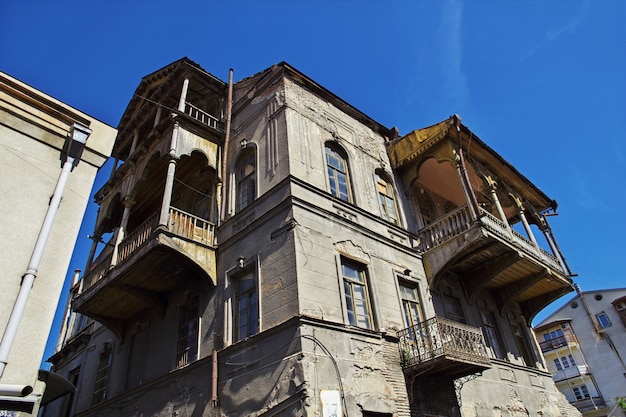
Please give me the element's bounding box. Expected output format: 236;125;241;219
554;358;563;371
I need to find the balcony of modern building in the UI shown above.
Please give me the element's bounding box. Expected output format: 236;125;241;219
552;364;591;383
387;116;574;321
72;59;225;340
538;333;579;353
398;316;491;379
571;396;607;413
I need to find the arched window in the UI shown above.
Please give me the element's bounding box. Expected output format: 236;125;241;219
236;150;256;211
325;143;352;202
376;172;399;225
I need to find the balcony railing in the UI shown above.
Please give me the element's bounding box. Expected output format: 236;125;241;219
398;316;490;370
184;102;224;132
419;205;473;250
81;207;214;291
553;365;589;382
418;205;565;274
572;396;606;412
539;334;578;352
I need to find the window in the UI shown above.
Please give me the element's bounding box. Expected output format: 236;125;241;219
236;150;256;211
543;328;563;341
325;144;352;202
234;271;258;341
376;172;399;225
596;312;612;328
511;322;534;366
560;355;571;368
399;281;423;329
176;298;199;367
481;309;505;359
442;293;466;324
92;346;112;405
573;385;590;401
342;260;373;329
554;358;563;371
568;354;576;366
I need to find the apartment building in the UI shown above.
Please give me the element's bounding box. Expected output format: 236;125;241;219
42;58;580;417
535;288;626;416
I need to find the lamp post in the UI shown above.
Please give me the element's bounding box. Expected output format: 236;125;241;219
0;123;91;380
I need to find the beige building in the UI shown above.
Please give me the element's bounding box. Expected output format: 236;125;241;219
534;288;626;416
0;72;116;414
43;58;580;417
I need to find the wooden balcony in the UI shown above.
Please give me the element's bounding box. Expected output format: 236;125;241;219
72;207;216;340
419;205;573;320
398;316;491;379
539;334;578;353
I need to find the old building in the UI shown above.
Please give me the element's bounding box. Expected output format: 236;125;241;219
0;72;116;414
43;58;580;417
534;287;626;416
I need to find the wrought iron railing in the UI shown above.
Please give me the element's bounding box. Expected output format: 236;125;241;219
184;102;224;132
398;316;490;369
539;334;578;352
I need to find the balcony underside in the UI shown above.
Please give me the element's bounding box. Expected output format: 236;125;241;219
404;352;491;379
73;230;216;340
399;316;491;380
422;223;572;321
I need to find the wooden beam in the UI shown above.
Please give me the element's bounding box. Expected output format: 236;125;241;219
495;268;548;316
519;286;574;325
465;251;521;304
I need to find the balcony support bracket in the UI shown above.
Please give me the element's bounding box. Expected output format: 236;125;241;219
496;268;549;316
114;284;166;320
466;251;521;305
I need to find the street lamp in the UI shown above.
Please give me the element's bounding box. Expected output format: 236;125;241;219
0;123;91;380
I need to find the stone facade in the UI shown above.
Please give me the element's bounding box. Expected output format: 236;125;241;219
42;59;580;417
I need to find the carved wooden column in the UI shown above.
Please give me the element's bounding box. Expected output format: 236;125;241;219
511;195;540;250
111;196;136;267
486;176;511;232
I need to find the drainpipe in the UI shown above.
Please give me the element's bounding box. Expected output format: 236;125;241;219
211;349;219;406
0;123;91;378
540;215;571;275
219;68;234;223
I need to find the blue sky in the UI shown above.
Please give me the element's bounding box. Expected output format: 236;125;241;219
1;0;624;367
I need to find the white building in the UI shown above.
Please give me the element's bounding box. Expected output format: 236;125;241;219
0;72;116;414
534;287;626;416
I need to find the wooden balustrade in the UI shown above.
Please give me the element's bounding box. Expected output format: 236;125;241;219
419;207;565;274
419;205;472;250
168;207;214;245
184;102;224;132
80;207;215;292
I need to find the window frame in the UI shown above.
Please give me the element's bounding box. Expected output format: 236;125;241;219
596;312;612;328
398;279;424;329
233;269;259;342
480;309;506;360
340;258;374;330
375;171;400;225
325;143;353;203
236;149;256;211
176;298;200;368
92;345;112;405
